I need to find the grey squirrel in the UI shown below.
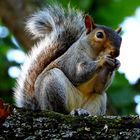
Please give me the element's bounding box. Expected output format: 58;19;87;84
14;5;122;116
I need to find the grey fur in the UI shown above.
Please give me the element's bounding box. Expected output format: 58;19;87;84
56;38;97;85
14;4;86;109
14;4;122;116
26;4;85;39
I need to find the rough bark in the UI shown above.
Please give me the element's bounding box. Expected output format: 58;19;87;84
0;107;140;140
0;0;44;49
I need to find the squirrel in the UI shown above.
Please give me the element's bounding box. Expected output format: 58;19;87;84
14;5;122;116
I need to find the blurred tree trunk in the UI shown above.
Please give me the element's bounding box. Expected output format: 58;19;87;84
0;0;44;49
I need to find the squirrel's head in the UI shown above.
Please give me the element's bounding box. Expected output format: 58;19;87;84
85;15;122;58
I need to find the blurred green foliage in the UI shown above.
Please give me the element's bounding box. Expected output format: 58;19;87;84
0;26;17;103
108;72;138;115
0;0;140;115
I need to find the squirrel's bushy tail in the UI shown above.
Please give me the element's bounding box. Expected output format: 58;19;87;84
14;5;86;109
26;4;85;43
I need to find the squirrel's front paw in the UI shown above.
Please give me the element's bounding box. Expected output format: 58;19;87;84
114;59;121;70
105;55;120;70
70;108;91;117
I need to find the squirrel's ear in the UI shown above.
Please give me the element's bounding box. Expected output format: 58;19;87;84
85;15;96;34
115;27;122;34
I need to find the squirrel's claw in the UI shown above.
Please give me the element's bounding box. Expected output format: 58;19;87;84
70;108;91;117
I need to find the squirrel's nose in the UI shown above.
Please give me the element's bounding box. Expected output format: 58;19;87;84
110;49;120;58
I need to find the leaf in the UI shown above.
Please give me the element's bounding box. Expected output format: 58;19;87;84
0;98;12;126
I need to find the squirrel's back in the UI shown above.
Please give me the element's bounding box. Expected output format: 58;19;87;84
14;5;86;109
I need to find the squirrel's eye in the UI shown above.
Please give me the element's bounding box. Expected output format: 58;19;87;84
96;32;104;39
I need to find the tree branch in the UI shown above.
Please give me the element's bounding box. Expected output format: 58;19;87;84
0;107;140;139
